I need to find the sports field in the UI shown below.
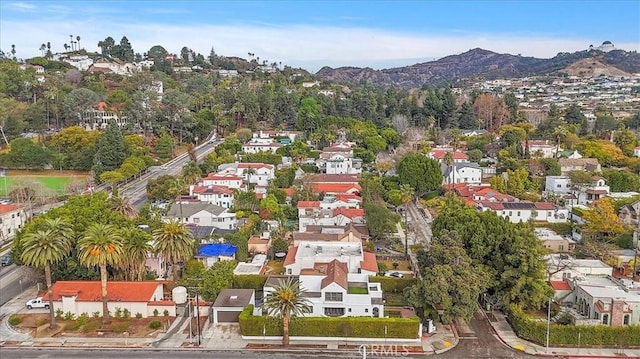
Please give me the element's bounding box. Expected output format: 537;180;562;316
0;170;91;197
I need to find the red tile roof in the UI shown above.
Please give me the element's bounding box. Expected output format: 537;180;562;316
308;174;361;183
312;183;361;194
283;187;296;197
148;300;175;306
192;185;234;195
43;281;164;302
476;201;504;210
360;252;379;273
237;163;274;169
535;202;555;210
586;189;608;195
297;201;320;208
430;150;468;160
333;208;365;219
202;173;243;181
283;247;298;266
336;194;363;202
322;146;352;153
549;281;571;291
0;204;21;213
320;260;348;290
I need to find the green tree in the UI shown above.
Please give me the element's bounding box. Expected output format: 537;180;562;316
397;154;442;198
62;88;99;124
364;203;399;240
78;223;125;324
7;138;51;169
297;97;321;133
146;175;178;202
21;218;72;329
200;260;236;302
380;128;401;148
153;220;194;281
93;121;126;177
121;227;153;281
363;135;388;153
263;277;312;346
154;131;174;163
181;160;203;185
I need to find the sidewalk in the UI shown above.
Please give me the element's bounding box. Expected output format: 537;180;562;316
484;310;640;358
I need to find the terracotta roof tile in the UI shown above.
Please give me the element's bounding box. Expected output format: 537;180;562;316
0;204;21;213
297;201;320;208
430;150;468;160
549;281;571;291
320;260;348;290
192;185;234;195
360;252;379;273
43;281;164;302
312;183;361;194
283;247;298;266
333;208;365;219
535;202;555;210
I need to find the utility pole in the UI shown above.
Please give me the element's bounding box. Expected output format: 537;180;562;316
546;297;551;353
633;227;639;282
195;286;201;346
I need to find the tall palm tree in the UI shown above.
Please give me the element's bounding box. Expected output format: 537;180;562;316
39;43;46;56
263;278;311;346
443;151;455;188
168;178;187;222
181;161;202;186
553;125;568;159
21;218;73;329
121;227;153;281
76;36;81;50
78;223;124;325
109;194;138;218
244;167;257;190
153;220;194;281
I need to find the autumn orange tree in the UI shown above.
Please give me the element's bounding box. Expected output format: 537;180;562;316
581;198;626;241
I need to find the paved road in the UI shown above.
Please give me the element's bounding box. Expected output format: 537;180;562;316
405;202;433;248
121;140;221;209
0;348;369;358
438;311;532;359
0;265;36;307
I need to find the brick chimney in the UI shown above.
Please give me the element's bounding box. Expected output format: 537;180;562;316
610;298;625;327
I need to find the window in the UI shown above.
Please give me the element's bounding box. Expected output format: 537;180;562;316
602;314;609;325
509;211;513;216
324;307;345;317
557;184;561;188
193;218;200;223
365;308;369;313
559;245;564;251
348;308;352;313
594;312;599;320
517;211;521;216
325;292;343;302
624;314;630;325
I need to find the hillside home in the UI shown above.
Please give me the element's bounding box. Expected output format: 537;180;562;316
199;173;245;191
571;276;640;326
619;199;640;226
523;140;559;158
535;227;575;252
252;130;300;142
0;204;26;243
557;150;583;159
43;281;175;318
546;254;613;281
63;55;94;71
428;150;469;164
212;289;256;324
441;162;483;185
545;176;572;195
475;201;568;223
297;202;365;232
234;254;268;276
283;241;377;276
242;138;282;154
189;184;234;209
634;146;640;158
558;158;601;175
248;233;272;254
217;162;275;187
264;260;384;318
196;243;237;268
165;202;237;230
293;223;369;246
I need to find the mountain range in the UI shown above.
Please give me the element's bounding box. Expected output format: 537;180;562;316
315;48;640;89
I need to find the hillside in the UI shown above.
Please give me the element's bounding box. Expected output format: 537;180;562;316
561;58;630;77
316;48;640;89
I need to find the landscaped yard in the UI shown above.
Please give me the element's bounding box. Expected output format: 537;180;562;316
380;260;412;271
265;260;284;275
347;287;368;294
384;293;409;307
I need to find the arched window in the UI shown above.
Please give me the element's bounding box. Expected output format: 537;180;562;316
373;307;380;317
602;314;609;325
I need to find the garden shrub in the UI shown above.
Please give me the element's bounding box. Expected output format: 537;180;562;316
135;312;143;319
163;310;169;317
149;320;162;329
64;311;75;321
81;320;101;333
153;309;159;317
233;275;267;290
8;315;22;326
110;321;130;333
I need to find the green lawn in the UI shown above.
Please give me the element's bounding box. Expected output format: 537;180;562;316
347;287;369;294
0;176;80;197
384;293;409;307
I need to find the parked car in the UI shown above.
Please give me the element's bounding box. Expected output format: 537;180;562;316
1;253;12;266
26;297;49;309
388;272;404;278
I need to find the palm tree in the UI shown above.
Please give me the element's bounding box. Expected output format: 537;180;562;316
109;195;138;218
69;35;73;51
244;167;257;190
181;161;202;186
168;178;187;222
21;218;73;329
76;36;81;50
263;278;311;346
78;223;124;325
153;220;194;281
553;125;568;159
39;43;46;56
121;227;153;281
63;43;69;52
443;151;455;188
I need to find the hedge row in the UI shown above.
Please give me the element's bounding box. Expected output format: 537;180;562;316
505;305;640;346
239;305;420;338
232;275;267;290
369;277;417;294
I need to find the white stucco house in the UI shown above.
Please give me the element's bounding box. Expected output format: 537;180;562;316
571;276;640;326
634;146;640;158
43;281;175;318
199;173;245;191
242;138;282;154
217;162;275;187
442;162;483;185
0;204;26;243
165;202;237;230
475;201;568;223
546;254;613;281
189;184;234;209
283;241;378;276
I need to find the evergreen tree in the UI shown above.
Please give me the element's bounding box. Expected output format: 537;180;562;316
93;121;126;177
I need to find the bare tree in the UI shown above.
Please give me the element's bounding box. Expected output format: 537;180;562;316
391;114;410;136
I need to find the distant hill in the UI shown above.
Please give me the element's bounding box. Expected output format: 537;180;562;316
315;48;640;89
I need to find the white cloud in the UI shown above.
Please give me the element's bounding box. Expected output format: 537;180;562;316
9;2;36;10
1;18;638;72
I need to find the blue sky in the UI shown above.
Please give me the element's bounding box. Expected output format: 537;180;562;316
1;1;639;71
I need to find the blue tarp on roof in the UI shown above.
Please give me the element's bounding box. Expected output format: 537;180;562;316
197;243;237;257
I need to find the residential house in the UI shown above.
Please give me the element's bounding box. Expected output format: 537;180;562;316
523;140;559;158
0;204;26;243
428;150;469;164
252;130;300;142
302;81;320;88
189;185;234;209
619;199;640;226
545;176;572;195
571;276;640;326
248;233;272;254
283;241;378;276
476;201;568;223
242;137;282;154
557;150;583;159
233;254;268;276
264;260;384;318
212;289;255;324
196;243;237;268
43;281;175;318
441;162;483;185
461;129;488;137
217;162;275;188
293;223;369;246
165;202;237;230
545;175;610;206
558;158;602;175
297;202;365;232
535;227;575;252
90;59;135;76
546;254;613;281
634;146;640;158
199;173;245;191
63;55;94;71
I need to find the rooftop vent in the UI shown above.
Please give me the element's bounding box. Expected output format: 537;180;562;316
230;295;238;300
